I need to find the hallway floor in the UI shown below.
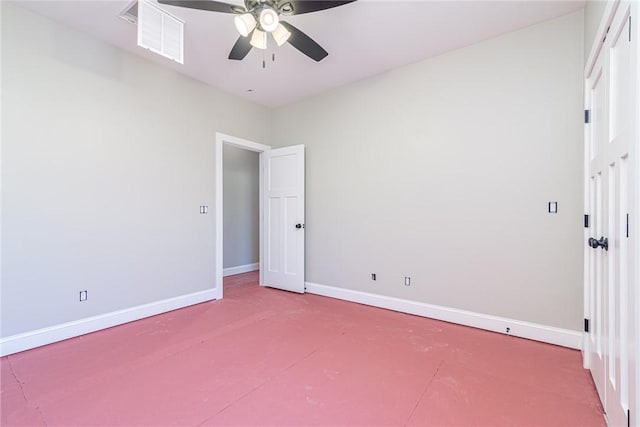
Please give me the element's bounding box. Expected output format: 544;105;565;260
2;272;604;426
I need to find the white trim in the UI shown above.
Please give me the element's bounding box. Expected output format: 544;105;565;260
215;133;270;300
634;4;640;425
583;73;593;369
585;1;619;78
215;137;223;300
223;262;259;277
305;282;582;350
0;289;216;357
217;133;271;153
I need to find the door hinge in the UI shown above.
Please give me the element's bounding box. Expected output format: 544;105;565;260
630;16;632;42
584;109;591;124
584;318;590;333
584;214;589;228
603;25;611;43
627;213;630;238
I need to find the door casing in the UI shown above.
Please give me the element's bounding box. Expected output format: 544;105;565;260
215;133;271;299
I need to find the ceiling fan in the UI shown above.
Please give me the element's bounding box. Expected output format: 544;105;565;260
157;0;356;62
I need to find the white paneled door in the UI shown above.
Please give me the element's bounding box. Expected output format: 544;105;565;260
586;37;607;406
584;2;637;426
262;145;305;293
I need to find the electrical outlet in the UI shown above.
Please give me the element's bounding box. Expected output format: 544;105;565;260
371;273;376;281
404;277;411;286
79;290;88;302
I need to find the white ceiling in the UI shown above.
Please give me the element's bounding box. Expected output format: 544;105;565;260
13;0;585;107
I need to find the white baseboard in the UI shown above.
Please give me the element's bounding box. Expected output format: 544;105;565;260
223;263;259;277
305;282;582;350
0;289;217;357
1;282;582;357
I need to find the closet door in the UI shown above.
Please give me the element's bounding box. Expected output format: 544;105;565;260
584;2;637;426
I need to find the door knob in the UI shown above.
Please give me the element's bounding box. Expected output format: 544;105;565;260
588;237;608;251
295;223;304;229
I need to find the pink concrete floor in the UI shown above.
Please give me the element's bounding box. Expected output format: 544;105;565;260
2;272;604;426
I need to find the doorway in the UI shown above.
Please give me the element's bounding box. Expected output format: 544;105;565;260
215;133;307;298
222;144;259;277
215;133;271;299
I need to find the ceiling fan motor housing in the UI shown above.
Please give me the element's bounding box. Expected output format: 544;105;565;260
244;0;293;16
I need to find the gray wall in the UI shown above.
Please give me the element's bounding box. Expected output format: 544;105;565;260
273;11;585;331
0;3;271;337
223;145;259;269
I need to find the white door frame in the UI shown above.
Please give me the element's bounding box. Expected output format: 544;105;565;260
215;132;271;299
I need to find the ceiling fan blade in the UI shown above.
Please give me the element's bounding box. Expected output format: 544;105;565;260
157;0;242;14
280;21;328;62
281;1;356;15
228;35;252;60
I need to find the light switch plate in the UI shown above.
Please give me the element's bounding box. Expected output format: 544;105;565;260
548;202;558;213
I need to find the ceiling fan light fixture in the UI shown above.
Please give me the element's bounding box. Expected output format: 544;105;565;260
250;29;267;49
259;8;279;32
234;13;256;37
272;23;291;47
